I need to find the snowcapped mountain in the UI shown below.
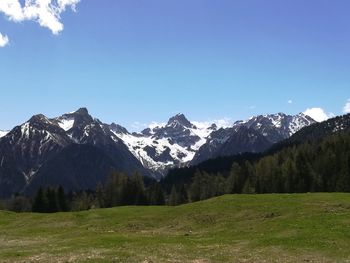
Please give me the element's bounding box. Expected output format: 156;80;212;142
191;113;315;164
0;108;149;198
111;114;217;174
0;130;8;138
242;113;315;143
0;109;316;198
0;114;72;197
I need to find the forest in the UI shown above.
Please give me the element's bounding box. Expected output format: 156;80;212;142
1;131;350;212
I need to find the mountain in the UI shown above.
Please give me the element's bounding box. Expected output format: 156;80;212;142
162;113;350;193
0;109;317;198
25;144;119;195
111;112;314;174
0;114;71;198
0;108;149;198
191;113;315;164
270;113;350;152
0;130;8;138
111;113;216;175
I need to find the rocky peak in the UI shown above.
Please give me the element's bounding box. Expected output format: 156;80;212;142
74;107;89;115
167;113;194;128
110;123;129;134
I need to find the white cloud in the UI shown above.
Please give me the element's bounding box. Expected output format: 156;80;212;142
0;0;24;21
303;107;334;122
288;100;293;104
0;33;9;47
0;0;80;46
343;99;350;114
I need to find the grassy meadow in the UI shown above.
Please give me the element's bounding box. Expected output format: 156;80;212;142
1;193;350;262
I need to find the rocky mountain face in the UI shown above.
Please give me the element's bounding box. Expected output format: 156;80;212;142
0;108;149;198
191;113;315;164
112;114;216;175
0;109;316;198
0;130;9;138
273;113;350;149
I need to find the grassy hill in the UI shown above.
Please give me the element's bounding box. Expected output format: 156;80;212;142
1;193;350;262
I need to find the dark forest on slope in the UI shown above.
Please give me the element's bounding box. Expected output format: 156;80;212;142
2;114;350;212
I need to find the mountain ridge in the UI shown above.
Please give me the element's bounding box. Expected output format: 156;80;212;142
0;108;317;197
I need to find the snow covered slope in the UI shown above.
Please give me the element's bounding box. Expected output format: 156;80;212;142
0;110;316;186
110;114;217;174
191;113;316;164
0;130;8;138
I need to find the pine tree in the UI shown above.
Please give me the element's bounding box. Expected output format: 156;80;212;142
169;185;178;206
96;182;106;208
188;170;202;202
177;184;188;204
57;185;68;212
132;172;148;205
46;187;58;213
148;183;165;205
32;186;48;213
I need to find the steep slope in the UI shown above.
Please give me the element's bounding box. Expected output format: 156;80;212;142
0;115;72;198
0;108;150;198
164;113;349;192
25;144;118;194
243;113;315;143
0;109;317;197
270;113;350;152
191;113;315;164
53;108;149;176
0;130;8;138
112;114;216;174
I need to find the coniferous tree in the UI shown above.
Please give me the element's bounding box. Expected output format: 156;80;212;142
46;187;59;213
188;170;202;202
177;184;188;204
131;172;148;205
71;191;91;211
57;186;68;212
96;182;106;208
169;185;179;206
32;186;48;213
148;183;165;205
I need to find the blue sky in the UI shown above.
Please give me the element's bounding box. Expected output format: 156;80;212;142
0;0;350;131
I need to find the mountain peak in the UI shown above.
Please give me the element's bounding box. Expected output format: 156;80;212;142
167;113;193;128
28;114;50;124
110;123;129;134
73;107;89;115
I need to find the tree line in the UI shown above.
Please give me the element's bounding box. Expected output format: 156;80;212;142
1;171;166;213
1;131;350;212
166;132;350;204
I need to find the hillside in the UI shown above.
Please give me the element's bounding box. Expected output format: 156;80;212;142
163;114;350;194
1;193;350;262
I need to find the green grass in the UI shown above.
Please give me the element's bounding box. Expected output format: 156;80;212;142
1;193;350;262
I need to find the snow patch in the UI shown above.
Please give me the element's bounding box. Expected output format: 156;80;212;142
21;123;31;138
0;130;9;138
58;118;75;131
111;119;216;172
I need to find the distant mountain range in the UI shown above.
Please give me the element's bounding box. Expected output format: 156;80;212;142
162;113;350;191
0;108;317;197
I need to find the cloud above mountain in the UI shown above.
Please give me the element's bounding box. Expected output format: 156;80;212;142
303;107;334;122
0;0;80;46
343;99;350;114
